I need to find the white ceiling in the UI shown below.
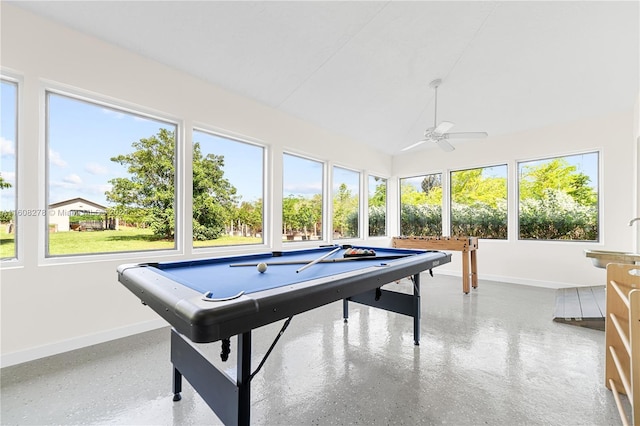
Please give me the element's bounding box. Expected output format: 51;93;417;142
10;1;640;155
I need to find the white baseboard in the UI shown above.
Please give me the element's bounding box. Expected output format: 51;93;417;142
0;319;167;368
432;268;579;289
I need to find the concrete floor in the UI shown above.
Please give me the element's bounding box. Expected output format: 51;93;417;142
0;275;629;425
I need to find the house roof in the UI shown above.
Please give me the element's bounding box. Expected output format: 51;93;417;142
49;197;107;212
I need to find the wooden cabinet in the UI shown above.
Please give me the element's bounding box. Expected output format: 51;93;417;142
605;263;640;426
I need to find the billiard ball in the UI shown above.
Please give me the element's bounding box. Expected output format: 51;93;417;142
257;262;268;273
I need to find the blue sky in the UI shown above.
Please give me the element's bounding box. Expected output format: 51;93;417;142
1;80;17;211
46;94;170;207
46;93;271;207
193;129;263;202
283;153;323;197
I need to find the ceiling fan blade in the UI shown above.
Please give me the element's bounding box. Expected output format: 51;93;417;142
433;121;454;135
444;132;488;139
401;139;428;151
435;139;455;152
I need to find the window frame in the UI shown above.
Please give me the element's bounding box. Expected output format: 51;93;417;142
516;151;600;242
399;172;444;237
367;173;388;238
449;163;509;240
282;151;326;244
331;165;361;240
0;73;21;264
41;85;183;263
191;126;268;250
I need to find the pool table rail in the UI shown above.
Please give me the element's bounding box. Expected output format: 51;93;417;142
117;249;451;343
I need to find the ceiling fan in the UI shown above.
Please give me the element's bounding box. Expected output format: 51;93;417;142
402;79;488;152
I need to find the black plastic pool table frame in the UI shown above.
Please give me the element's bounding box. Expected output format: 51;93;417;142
118;248;451;425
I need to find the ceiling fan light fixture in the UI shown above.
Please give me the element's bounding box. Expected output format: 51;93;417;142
400;78;488;152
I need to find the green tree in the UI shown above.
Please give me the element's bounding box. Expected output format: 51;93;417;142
107;129;237;240
282;194;322;238
451;169;507;207
518;158;597;240
333;183;357;237
234;199;262;237
420;174;440;195
282;195;300;235
369;179;386;207
400;177;442;236
192;141;238;240
107;129;176;239
368;178;387;236
519;158;596;206
0;174;11;189
400;182;429;205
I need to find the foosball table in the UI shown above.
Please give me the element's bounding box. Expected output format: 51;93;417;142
392;236;478;294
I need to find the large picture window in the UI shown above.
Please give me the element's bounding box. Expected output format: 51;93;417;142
332;166;360;239
1;79;17;260
450;165;508;239
192;130;264;247
518;152;598;241
368;175;387;237
282;153;323;242
400;173;442;236
46;92;177;256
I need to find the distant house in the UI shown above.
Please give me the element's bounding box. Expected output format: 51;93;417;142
48;197;116;232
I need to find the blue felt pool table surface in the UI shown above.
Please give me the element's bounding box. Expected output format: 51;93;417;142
151;246;429;299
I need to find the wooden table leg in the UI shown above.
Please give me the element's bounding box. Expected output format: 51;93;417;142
462;250;470;294
470;249;478;289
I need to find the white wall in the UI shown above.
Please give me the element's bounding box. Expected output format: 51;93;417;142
0;4;392;366
393;110;637;288
1;4;638;367
634;93;640;252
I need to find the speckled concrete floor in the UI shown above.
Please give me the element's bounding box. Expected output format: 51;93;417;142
1;275;628;425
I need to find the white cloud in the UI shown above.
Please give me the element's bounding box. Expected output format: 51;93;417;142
49;149;68;167
85;162;108;175
101;108;125;119
62;174;82;184
283;182;323;195
0;170;15;184
0;137;15;157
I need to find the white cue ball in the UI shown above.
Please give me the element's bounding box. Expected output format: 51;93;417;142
257;262;268;273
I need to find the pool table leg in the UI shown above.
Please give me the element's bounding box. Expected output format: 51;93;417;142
172;367;182;401
412;273;420;346
237;332;252;426
343;299;349;323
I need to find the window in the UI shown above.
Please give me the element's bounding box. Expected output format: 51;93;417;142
282;153;323;242
518;152;598;241
192;130;264;247
368;175;387;237
1;79;17;260
46;92;177;256
450;165;508;239
400;173;442;236
332;166;360;239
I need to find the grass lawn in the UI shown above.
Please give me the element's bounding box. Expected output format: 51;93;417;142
0;225;261;258
0;227;15;259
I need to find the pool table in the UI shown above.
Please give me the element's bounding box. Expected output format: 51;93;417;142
117;245;450;425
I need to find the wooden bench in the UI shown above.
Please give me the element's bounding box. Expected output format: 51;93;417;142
392;236;478;294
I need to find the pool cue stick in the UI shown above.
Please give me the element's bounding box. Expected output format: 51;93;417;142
229;254;415;267
296;246;341;273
